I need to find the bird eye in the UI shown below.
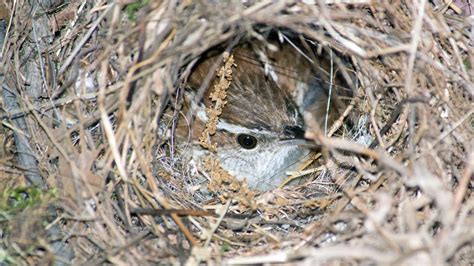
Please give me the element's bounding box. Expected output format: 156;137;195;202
236;134;258;149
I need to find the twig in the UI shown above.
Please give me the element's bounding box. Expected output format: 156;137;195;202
58;3;114;75
205;200;231;247
1;84;44;187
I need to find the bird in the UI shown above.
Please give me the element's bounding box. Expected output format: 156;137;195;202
176;39;350;191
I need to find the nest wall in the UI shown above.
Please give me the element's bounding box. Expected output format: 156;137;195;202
0;0;473;265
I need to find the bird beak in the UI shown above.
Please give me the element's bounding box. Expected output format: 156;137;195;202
281;125;306;140
279;125;322;149
279;125;308;147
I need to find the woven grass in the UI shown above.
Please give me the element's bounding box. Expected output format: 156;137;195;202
1;0;473;264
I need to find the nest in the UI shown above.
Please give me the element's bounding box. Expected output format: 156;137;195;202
1;0;473;265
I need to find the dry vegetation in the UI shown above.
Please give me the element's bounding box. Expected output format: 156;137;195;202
0;0;473;265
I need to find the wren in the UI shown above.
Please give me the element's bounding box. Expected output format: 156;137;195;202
177;41;348;190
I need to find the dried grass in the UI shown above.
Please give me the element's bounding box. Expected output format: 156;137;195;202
1;0;473;265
